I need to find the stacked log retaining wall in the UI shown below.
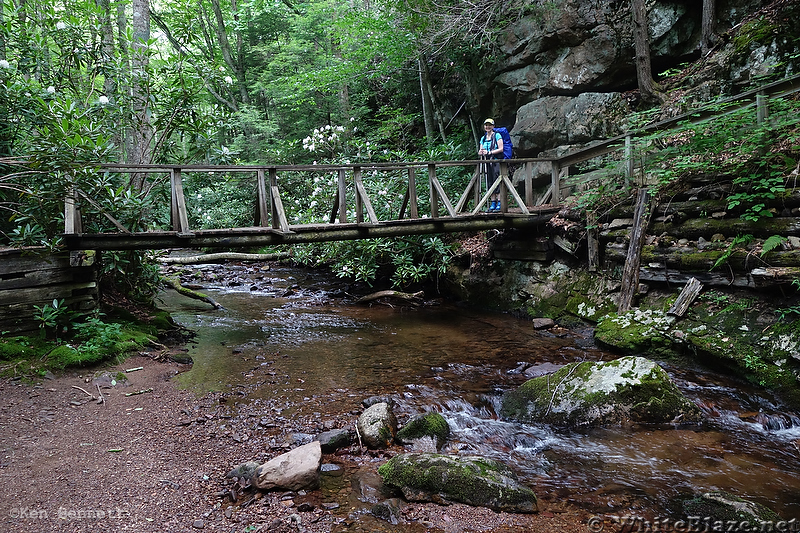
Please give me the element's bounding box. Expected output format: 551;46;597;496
0;248;98;335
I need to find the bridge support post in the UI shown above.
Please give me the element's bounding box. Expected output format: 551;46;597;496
428;164;439;219
499;162;509;212
550;160;561;207
64;184;82;235
524;162;533;208
256;169;270;227
407;167;418;218
624;135;634;188
170;168;190;233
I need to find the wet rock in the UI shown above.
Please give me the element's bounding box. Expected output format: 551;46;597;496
378;453;538;513
320;463;344;476
351;469;393;504
682;490;783;523
226;461;259;480
396;412;450;450
315;428;353;452
371;498;406;524
532;318;555;330
523;362;563;378
362;395;395;408
357;402;397;449
500;356;703;426
252;441;322;491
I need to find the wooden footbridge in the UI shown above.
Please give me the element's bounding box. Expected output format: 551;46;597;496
61;159;567;251
60;73;800;252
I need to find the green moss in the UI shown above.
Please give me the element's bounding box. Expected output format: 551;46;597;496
0;337;40;361
397;412;450;444
378;453;537;513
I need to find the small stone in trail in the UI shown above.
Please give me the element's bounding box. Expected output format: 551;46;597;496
321;502;340;510
192;519;204;529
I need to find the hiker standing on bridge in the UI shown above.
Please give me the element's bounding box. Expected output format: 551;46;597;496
478;118;504;212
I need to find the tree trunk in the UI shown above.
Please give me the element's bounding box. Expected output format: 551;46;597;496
418;56;435;145
0;0;5;61
210;0;247;107
130;0;153;189
420;57;446;143
631;0;663;106
701;0;717;56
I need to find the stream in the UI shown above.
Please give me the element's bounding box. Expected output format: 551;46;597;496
158;262;800;521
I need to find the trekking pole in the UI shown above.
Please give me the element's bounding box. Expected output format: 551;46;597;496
480;155;487;212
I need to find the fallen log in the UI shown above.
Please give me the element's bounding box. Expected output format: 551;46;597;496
162;275;225;310
157;252;290;264
356;290;424;305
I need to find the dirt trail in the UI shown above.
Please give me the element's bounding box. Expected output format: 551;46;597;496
0;352;591;532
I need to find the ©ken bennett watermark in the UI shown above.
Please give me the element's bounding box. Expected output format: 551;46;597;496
587;515;800;532
9;506;129;520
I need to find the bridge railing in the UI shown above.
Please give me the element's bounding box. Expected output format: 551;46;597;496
65;158;568;236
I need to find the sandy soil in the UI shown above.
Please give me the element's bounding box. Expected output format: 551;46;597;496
0;346;600;533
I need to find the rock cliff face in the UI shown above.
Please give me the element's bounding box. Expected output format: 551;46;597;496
483;0;796;157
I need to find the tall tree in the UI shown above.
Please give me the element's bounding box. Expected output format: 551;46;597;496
130;0;154;188
631;0;664;106
701;0;717;56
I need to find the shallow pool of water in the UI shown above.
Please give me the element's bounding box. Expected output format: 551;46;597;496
159;264;800;519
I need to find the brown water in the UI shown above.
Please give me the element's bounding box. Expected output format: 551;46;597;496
159;264;800;520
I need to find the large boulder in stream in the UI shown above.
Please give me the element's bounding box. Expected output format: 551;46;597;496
500;356;702;426
378;453;538;513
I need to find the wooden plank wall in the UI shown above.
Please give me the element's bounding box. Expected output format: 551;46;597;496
0;248;98;335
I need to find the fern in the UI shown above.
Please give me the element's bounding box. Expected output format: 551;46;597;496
761;235;787;257
711;234;753;270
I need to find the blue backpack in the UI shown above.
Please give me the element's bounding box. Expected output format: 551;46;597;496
491;127;514;159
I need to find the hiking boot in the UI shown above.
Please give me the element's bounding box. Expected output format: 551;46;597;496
490;200;499;212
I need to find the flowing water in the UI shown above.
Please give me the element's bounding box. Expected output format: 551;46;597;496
158;263;800;520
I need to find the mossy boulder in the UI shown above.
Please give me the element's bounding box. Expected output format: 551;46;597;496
378;453;537;513
396;412;450;449
500;356;703;426
682;490;783;524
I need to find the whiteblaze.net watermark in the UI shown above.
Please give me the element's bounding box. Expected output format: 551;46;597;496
587;515;800;532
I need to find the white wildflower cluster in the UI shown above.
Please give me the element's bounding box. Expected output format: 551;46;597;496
0;59;11;69
302;124;346;153
609;309;675;337
577;302;598;319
